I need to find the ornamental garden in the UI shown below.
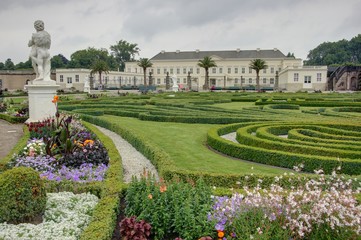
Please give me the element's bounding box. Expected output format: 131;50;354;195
0;91;360;240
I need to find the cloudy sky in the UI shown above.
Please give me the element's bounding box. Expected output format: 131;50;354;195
1;0;360;64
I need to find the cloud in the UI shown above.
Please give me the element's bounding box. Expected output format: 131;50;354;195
0;0;360;63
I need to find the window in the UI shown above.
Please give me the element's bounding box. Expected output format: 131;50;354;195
177;78;180;83
189;68;193;74
249;78;252;84
212;68;216;74
196;68;200;74
234;68;238;74
235;78;238;83
241;78;245;84
183;68;187;74
75;75;79;82
219;68;223;74
67;77;72;84
304;76;311;83
150;69;154;73
228;68;231;74
263;69;267;74
263;78;267;84
242;67;245;74
248;68;252;74
60;75;64;82
170;68;173;74
163;68;167;74
317;73;322;81
271;67;274;74
177;68;180;74
135;68;138;73
294;73;299;82
183;78;186;83
157;78;160;84
270;78;275;84
157;68;160;74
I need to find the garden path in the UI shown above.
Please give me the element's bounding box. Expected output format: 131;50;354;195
0;119;24;159
95;125;159;183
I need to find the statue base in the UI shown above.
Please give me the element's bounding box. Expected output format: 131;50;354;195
172;85;179;92
25;84;60;123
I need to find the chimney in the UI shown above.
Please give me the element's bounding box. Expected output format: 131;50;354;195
273;48;278;51
195;49;200;53
161;50;165;54
176;50;180;53
236;48;240;52
256;48;260;52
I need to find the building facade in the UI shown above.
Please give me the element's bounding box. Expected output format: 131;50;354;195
125;48;328;91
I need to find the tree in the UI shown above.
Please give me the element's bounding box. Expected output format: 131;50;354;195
51;54;69;69
197;56;217;90
304;34;361;65
137;58;153;86
110;40;140;71
0;62;4;70
4;58;15;70
15;59;32;70
249;59;268;92
90;60;109;86
68;47;117;70
286;52;295;58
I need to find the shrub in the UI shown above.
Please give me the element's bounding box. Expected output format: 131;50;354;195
125;176;214;239
119;216;151;240
0;167;47;223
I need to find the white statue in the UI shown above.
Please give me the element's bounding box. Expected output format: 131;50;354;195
171;74;179;92
28;20;52;83
84;76;91;93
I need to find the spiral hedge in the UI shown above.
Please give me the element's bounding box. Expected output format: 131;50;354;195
207;122;361;175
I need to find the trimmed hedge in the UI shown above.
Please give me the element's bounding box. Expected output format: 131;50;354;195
0;113;27;123
207;123;361;175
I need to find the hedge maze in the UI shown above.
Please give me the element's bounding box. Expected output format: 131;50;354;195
207;122;361;175
59;92;361;177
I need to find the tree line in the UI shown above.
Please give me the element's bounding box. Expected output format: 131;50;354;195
0;39;140;72
304;34;361;66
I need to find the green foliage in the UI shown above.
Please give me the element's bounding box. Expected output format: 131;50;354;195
198;56;217;90
110;39;140;71
0;113;27;123
304;34;361;65
249;59;268;91
125;176;214;240
90;59;110;86
0;167;46;223
137;58;153;86
229;207;291;239
68;47;117;70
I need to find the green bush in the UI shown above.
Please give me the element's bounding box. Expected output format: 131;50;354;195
0;167;46;223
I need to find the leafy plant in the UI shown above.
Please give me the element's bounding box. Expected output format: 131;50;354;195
119;216;151;240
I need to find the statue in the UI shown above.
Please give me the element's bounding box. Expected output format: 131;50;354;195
28;20;52;82
84;76;91;93
171;74;179;92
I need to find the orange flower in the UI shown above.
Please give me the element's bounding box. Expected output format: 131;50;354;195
84;139;94;146
148;194;153;199
52;95;59;103
160;184;167;193
217;231;224;238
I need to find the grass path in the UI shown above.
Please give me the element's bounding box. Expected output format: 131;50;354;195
99;115;290;175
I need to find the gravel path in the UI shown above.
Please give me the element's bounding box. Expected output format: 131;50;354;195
95;125;159;183
221;132;238;143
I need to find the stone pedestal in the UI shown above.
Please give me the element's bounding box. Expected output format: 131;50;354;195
25;83;60;122
172;84;179;92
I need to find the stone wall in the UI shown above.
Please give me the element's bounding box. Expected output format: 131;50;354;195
0;70;56;90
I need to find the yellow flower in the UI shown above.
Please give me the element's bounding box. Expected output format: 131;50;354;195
148;194;153;199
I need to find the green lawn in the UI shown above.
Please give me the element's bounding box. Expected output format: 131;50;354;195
213;101;256;110
99;115;290;175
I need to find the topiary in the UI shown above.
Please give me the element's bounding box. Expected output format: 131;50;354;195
0;167;47;223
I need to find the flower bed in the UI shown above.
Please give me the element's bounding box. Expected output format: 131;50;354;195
123;170;361;240
7;113;109;183
0;192;98;239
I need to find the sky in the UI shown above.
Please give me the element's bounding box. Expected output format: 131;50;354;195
1;0;360;64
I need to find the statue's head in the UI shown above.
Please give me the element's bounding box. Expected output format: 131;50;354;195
34;20;44;31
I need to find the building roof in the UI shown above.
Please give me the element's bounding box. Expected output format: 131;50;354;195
151;49;287;61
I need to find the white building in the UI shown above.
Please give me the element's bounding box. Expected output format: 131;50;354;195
55;68;143;91
55;48;328;92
